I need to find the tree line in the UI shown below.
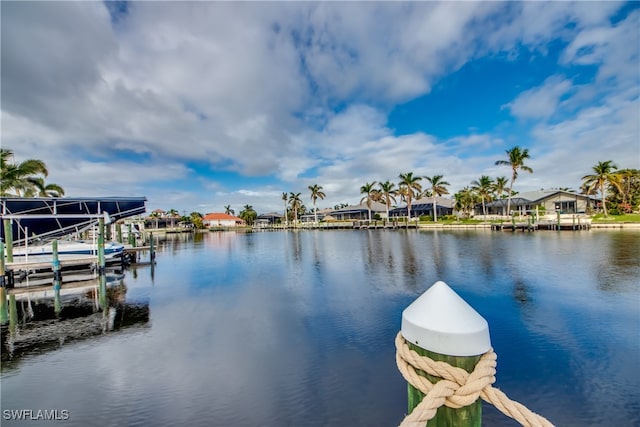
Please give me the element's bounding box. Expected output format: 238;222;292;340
2;147;637;223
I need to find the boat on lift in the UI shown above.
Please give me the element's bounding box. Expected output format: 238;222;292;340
11;240;125;260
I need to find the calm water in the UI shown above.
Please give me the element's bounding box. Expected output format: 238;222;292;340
1;229;639;426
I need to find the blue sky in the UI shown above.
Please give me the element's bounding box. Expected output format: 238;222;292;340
2;1;639;215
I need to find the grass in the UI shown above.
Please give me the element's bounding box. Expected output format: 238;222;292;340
592;213;640;223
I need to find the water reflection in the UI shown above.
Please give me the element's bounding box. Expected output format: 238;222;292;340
0;230;638;427
1;278;150;372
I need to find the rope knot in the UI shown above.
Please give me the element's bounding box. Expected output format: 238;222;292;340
395;332;554;427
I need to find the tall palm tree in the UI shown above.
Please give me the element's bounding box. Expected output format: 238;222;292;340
494;176;509;200
224;205;234;215
582;160;619;217
398;172;422;219
281;192;288;226
308;184;326;224
0;148;52;196
495;146;533;216
471;175;494;217
360;181;378;221
289;192;302;225
378;180;397;219
424;175;450;222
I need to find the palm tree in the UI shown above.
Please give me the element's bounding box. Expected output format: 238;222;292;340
378;180;397;219
398;172;422;219
281;192;288;226
494;176;509;200
454;187;479;219
224;205;235;215
424;175;450;222
0;148;53;196
360;181;378;221
289;192;302;225
308;184;326;224
239;204;257;226
495;146;533;216
582;160;619;217
23;177;65;197
471;175;494;218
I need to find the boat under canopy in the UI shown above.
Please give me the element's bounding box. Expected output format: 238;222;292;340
0;197;147;245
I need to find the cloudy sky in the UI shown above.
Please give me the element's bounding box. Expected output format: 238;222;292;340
2;1;639;215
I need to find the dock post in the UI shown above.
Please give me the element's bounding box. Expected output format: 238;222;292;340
117;223;123;243
0;240;5;288
99;273;107;310
128;224;135;247
98;217;105;274
3;219;13;263
9;293;17;334
400;281;491;426
556;211;561;231
0;287;8;324
150;232;155;263
52;240;62;314
54;284;62;315
511;213;516;231
52;240;61;282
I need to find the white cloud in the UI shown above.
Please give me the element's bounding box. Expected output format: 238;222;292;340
506;76;574;120
1;2;637;214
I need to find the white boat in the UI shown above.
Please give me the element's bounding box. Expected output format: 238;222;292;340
11;240;125;260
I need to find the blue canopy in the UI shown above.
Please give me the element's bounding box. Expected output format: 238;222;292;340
1;197;147;244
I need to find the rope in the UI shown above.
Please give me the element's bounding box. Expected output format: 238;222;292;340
395;332;554;427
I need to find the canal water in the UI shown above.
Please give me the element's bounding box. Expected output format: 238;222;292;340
1;229;639;426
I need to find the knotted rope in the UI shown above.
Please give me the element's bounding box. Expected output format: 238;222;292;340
395;332;554;427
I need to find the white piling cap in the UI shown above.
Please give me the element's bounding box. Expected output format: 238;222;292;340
401;281;491;356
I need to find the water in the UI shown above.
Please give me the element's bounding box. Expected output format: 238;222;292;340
1;229;639;426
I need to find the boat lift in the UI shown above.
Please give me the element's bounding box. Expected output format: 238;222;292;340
0;197;147;246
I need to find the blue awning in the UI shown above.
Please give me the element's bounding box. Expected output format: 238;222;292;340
1;196;147;244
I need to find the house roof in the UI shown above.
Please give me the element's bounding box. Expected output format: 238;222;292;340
485;190;595;207
330;201;387;214
203;212;243;221
389;197;455;212
412;196;455;208
257;212;283;218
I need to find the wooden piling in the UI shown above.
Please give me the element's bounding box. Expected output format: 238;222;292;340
401;281;491;426
0;287;8;324
150;232;155;263
0;240;5;288
98;217;106;272
9;293;17;334
128;224;135;247
3;219;13;263
99;273;107;310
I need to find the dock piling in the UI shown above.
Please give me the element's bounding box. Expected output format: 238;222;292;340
399;281;491;426
98;217;106;274
3;219;13;263
0;287;8;324
9;293;17;334
0;240;5;288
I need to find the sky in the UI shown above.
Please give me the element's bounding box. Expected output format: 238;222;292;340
2;1;639;216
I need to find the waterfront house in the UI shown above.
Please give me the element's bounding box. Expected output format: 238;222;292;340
389;197;455;219
480;189;596;217
300;208;335;223
328;202;387;221
203;213;245;228
256;212;284;226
